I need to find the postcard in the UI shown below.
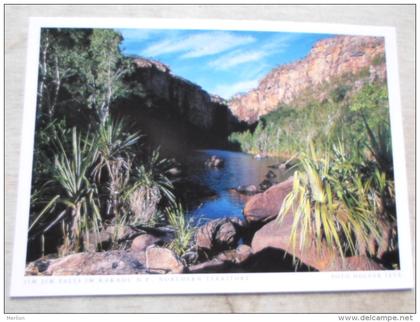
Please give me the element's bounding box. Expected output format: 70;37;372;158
10;17;413;297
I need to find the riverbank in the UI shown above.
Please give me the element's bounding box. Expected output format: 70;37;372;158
26;174;390;275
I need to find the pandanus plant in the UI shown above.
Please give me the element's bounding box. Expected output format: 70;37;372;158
124;149;175;225
53;127;103;254
92;118;141;219
28;127;103;255
277;142;389;262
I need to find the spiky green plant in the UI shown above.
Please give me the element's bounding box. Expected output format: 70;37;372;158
166;203;194;257
52;127;102;254
92;118;141;218
124;149;175;225
278;145;383;261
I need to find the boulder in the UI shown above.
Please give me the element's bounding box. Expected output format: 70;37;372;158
251;216;384;272
205;155;224;168
188;258;228;273
254;153;267;159
251;217;337;271
258;179;275;191
167;167;182;177
131;234;161;252
326;256;384;271
228;188;254;203
105;225;141;241
244;176;294;224
145;246;185;274
278;163;287;171
265;170;277;179
217;244;253;264
236;184;258;195
195;218;241;254
25;250;146;276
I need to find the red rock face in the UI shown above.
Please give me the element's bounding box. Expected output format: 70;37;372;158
243;176;294;224
251;217;384;272
228;36;386;123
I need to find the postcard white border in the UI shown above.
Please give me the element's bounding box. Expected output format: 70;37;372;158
10;17;413;297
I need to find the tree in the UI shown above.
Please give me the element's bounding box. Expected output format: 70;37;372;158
82;29;132;125
37;29;91;123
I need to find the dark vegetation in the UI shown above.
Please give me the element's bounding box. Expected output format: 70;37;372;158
28;28;193;261
229;69;399;266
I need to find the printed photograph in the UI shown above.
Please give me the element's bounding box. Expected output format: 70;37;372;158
24;27;399;276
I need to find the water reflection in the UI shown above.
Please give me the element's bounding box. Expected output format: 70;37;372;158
184;149;292;223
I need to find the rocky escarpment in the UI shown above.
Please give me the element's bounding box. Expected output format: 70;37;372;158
116;57;243;153
112;57;246;156
229;35;387;123
133;57;231;131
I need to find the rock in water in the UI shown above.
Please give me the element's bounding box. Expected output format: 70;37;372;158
205;155;224;168
145;246;185;274
265;170;277;179
195;218;242;255
278;163;287;171
236;184;258;195
254;153;267;159
167;167;182;177
244;176;294;224
258;179;274;191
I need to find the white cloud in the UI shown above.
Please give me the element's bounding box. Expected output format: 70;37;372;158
212;79;259;100
209;50;267;69
208;33;298;70
141;31;255;58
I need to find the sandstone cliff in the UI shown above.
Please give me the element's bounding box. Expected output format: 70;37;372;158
131;57;232;132
228;35;387;123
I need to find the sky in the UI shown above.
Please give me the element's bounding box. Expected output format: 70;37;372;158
117;28;333;100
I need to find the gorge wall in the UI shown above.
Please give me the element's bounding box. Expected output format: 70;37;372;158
228;35;387;123
132;57;231;132
115;57;244;154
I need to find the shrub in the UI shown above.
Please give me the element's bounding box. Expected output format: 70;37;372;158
165;203;194;257
52;128;102;254
278;142;394;262
124;149;175;226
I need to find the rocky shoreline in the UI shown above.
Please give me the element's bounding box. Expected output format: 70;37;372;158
26;171;386;276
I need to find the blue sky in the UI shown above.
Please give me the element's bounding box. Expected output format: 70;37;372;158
117;28;333;99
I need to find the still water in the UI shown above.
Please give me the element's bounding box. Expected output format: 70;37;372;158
183;149;293;223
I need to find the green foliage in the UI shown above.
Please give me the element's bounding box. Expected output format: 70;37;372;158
82;29;133;124
52;127;102;254
124;149;175;225
330;84;350;103
166;203;194;257
230;78;396;263
372;54;385;66
358;67;370;78
29;28;180;259
36;28;132;128
92;118;141;218
278;142;393;261
229;82;390;159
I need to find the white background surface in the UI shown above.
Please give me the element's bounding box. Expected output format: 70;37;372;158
5;4;415;313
